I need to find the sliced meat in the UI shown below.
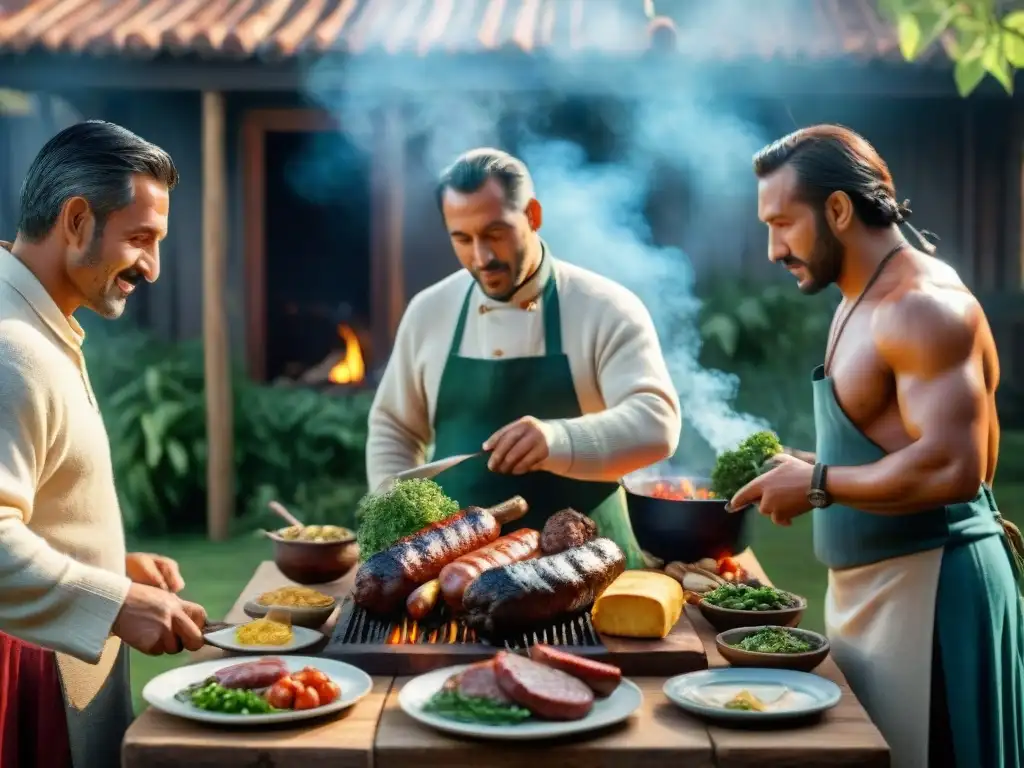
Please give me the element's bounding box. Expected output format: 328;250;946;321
540;509;598;555
493;651;594;720
527;644;622;697
444;659;513;704
213;658;289;689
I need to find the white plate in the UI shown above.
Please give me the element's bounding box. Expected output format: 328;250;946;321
663;668;842;724
203;624;323;653
398;663;643;741
142;655;373;726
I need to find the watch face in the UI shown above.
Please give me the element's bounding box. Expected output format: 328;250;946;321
808;489;828;508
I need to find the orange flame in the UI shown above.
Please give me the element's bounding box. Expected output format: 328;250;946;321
649;478;718;500
385;619;474;645
328;324;365;385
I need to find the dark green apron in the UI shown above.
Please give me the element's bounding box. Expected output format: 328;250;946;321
812;364;1024;767
430;264;646;570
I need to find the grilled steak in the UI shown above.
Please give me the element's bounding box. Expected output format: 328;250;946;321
460;538;626;635
353;497;529;615
540;508;598;555
443;659;513;704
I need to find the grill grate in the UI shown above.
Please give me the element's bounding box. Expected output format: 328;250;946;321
338;603;602;649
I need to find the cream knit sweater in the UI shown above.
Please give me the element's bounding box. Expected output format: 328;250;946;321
0;246;131;708
366;254;682;490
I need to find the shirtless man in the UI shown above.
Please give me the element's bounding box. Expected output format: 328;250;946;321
729;124;1024;768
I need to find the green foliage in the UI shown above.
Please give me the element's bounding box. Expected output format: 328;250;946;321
355;478;461;562
710;430;784;500
82;325;372;536
879;0;1024;96
696;277;838;450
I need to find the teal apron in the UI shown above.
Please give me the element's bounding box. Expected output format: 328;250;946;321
430;264;646;570
812;364;1024;768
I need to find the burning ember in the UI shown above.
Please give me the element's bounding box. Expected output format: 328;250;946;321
648;478;718;500
328;324;366;385
385;618;477;645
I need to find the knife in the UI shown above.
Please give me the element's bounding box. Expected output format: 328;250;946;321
376;452;483;492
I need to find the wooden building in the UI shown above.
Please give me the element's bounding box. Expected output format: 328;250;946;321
1;0;1022;535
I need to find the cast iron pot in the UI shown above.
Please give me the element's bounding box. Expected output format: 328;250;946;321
623;474;752;564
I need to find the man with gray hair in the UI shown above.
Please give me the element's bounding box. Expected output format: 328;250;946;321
366;148;682;567
0;121;208;767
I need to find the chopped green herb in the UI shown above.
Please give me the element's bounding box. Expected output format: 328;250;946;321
423;689;532;725
731;627;814;654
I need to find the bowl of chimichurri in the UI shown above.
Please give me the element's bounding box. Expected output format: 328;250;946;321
715;626;830;673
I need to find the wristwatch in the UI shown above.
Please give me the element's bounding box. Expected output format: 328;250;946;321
807;463;832;508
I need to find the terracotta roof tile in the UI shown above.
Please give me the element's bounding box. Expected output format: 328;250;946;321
0;0;938;63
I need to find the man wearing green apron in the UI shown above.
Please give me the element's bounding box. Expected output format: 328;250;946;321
366;148;681;570
730;125;1024;768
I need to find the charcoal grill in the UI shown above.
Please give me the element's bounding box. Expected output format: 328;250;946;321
323;598;607;675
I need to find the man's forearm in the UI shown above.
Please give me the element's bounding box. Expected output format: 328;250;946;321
0;518;130;663
542;394;680;482
783;447;816;464
826;439;980;514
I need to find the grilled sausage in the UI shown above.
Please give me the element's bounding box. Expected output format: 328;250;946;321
353;497;529;615
527;644;622;697
461;538;626;636
406;579;441;620
439;529;542;612
493;651;594;720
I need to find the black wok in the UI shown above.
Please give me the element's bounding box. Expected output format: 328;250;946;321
623;475;753;564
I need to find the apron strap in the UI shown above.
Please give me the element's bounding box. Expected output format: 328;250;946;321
446;260;564;359
446;284;476;360
541;264;563;355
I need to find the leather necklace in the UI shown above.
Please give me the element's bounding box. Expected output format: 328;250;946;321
823;242;906;375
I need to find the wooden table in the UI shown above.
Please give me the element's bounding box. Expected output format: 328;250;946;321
123;552;890;768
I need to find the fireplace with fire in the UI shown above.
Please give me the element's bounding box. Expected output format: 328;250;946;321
260;129;377;391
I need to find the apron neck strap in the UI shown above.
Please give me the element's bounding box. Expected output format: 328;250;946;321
447;261;563;358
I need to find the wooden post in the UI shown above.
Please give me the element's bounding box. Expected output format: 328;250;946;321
370;104;406;361
202;91;234;541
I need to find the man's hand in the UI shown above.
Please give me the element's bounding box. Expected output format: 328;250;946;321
111;583;208;656
126;552;185;593
728;453;814;527
483;416;554;475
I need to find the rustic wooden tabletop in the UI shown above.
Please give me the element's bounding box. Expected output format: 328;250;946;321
122;552;890;768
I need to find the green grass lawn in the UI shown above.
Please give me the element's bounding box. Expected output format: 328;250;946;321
127;483;1024;712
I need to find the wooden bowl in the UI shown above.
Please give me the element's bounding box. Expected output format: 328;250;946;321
242;598;337;629
268;532;360;585
698;592;806;632
716;626;830;672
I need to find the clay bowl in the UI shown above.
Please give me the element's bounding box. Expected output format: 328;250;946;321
716;626;830;673
267;529;360;585
698;592;806;632
242;597;337;629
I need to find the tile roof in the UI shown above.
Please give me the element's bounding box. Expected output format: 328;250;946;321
0;0;927;63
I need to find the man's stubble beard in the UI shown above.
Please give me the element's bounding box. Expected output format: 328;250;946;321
800;213;845;295
72;227;125;319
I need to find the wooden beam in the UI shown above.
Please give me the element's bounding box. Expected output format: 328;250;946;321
370;105;406;362
202;90;234;541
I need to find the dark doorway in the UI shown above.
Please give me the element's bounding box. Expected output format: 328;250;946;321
263;130;372;382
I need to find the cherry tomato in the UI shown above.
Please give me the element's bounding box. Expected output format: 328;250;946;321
295;668;328;687
294;685;321;710
314;680;341;705
266;681;296;710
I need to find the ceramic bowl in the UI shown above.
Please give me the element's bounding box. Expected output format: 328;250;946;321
715;626;830;673
267;530;360;585
242;597;338;629
698;592;806;632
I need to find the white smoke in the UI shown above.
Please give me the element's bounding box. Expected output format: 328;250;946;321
300;4;785;463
